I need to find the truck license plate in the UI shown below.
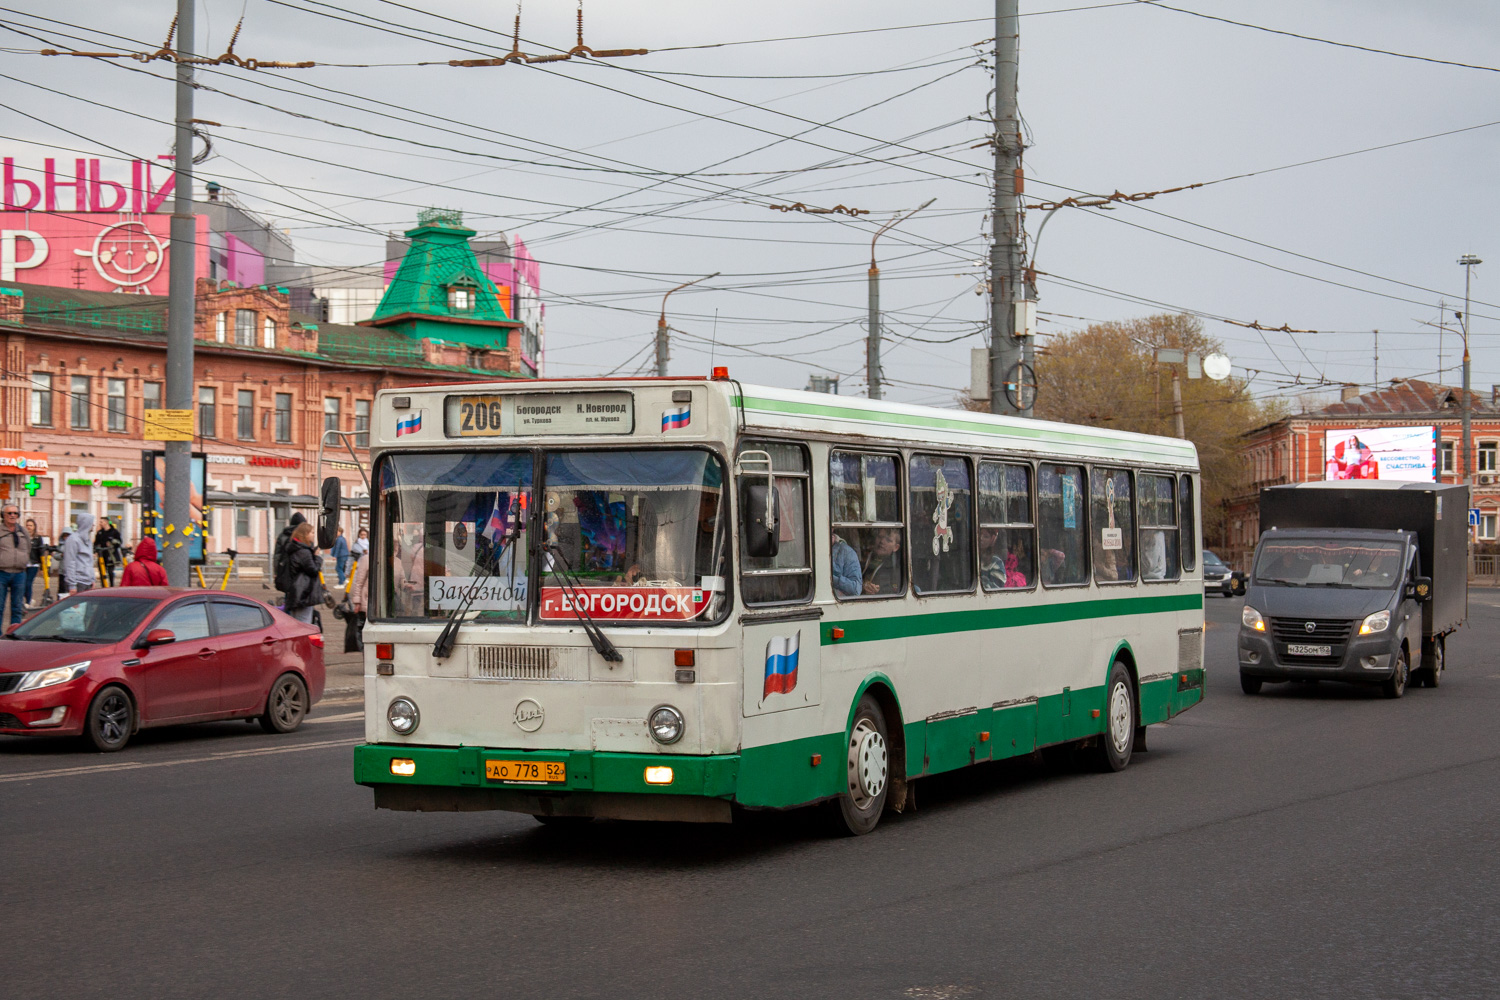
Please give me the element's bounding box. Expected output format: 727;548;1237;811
1286;643;1332;657
485;759;566;783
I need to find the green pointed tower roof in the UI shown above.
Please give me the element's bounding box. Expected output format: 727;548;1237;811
367;208;520;349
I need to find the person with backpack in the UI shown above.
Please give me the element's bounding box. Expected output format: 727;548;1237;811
120;537;169;587
283;521;325;625
272;512;307;599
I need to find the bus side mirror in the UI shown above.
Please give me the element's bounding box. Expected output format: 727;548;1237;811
317;476;341;550
740;481;780;559
1407;576;1432;602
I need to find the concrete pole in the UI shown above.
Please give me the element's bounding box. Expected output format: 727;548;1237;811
867;262;881;399
989;0;1024;416
1460;255;1481;486
1171;368;1185;439
163;0;196;587
656;272;717;377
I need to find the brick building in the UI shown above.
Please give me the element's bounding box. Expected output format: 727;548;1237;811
0;214;531;556
1222;379;1500;568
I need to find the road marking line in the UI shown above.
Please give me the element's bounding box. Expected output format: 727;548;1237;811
307;711;364;725
0;737;358;783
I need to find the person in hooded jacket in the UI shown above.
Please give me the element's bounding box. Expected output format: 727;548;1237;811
273;512;307;598
284;521;325;625
62;513;97;595
120;537;169;587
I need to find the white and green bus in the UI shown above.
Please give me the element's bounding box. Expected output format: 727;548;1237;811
352;374;1205;834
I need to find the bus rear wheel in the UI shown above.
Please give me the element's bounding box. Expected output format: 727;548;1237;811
832;694;889;836
1091;661;1135;772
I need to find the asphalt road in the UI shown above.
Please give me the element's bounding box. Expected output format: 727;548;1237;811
6;595;1500;999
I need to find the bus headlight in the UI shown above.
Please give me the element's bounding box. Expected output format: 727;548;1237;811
387;697;420;735
1242;606;1266;632
648;705;684;745
1359;610;1390;635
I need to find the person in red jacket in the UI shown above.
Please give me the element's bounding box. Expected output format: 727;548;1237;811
120;537;169;587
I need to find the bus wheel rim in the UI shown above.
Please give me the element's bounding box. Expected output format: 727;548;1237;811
848;722;887;807
1108;681;1132;755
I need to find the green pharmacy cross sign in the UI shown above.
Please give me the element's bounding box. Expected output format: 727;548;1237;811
23;476;41;497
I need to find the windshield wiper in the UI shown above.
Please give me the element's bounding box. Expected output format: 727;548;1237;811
432;502;524;659
544;543;623;663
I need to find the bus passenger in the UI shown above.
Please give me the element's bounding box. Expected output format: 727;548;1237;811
1141;529;1167;581
861;527;903;595
831;531;861;597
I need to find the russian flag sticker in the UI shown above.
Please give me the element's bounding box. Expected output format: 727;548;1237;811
662;406;691;431
395;412;422;437
763;631;800;698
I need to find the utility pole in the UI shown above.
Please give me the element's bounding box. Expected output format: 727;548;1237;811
1459;254;1482;487
1373;329;1379;385
163;0;196;588
1171;368;1185;439
989;0;1027;417
656;272;717;376
867;198;934;400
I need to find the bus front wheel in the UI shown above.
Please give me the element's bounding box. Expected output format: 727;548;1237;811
1092;661;1136;772
832;694;890;836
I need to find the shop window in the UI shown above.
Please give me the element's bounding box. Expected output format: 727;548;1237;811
1038;464;1087;586
30;373;52;427
829;451;904;599
1138;473;1181;581
70;375;90;430
908;454;974;595
1091;468;1136;584
977;461;1034;591
738;441;812;605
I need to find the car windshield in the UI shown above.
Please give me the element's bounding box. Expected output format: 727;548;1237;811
1253;539;1406;589
376;451;534;622
540;450;728;624
11;595;158;643
1203;552;1226;570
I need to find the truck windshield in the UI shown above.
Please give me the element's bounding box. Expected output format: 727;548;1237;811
540;450;728;624
376;451;533;622
1253;539;1406;589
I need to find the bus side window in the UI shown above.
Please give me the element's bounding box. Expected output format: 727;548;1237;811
1038;464;1088;587
1139;473;1180;581
738;441;812;605
909;454;974;595
1091;468;1136;584
1178;475;1197;572
829;451;905;600
978;461;1034;591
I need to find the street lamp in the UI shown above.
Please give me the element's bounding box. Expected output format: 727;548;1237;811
656;272;718;377
868;198;935;399
1459;254;1482;486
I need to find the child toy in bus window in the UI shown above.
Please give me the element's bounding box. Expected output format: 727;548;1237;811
831;530;861;597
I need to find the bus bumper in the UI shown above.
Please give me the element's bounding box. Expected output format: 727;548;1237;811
354;743;741;823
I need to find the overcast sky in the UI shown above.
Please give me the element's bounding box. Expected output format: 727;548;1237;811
4;0;1499;407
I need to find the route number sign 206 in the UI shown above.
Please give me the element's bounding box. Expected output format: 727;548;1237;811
452;396;504;437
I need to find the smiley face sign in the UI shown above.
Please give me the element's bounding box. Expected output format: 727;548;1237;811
73;221;164;291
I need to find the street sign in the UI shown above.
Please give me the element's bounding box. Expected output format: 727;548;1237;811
1470;508;1481;527
143;408;194;442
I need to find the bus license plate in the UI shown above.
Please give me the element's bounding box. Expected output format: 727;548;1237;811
485;759;566;784
1286;643;1332;657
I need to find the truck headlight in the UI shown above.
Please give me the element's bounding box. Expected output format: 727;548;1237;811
1359;610;1390;635
1241;606;1266;632
16;661;90;692
387;697;420;735
648;705;684;745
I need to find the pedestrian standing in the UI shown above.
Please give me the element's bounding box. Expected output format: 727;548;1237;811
120;537;169;587
332;526;350;586
0;503;29;626
283;521;325;626
62;513;97;596
95;517;123;587
346;545;369;653
24;517;42;609
351;526;369;560
272;512;306;603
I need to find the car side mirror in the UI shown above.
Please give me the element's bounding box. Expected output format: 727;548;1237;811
1407;576;1432;602
317;476;341;550
136;628;177;650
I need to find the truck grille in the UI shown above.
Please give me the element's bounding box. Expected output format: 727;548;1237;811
471;646;576;681
1270;618;1353;643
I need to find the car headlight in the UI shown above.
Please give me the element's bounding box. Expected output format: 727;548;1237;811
16;661;90;692
387;697;420;735
1359;610;1391;635
1241;606;1266;632
648;704;684;745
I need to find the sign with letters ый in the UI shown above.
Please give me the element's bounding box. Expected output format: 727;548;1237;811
143;409;195;442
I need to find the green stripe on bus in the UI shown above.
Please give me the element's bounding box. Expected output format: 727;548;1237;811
818;592;1202;645
733;394;1198;462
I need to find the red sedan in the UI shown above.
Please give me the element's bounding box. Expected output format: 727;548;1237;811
0;588;325;752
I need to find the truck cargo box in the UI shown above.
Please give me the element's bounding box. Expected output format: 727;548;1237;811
1259;481;1467;637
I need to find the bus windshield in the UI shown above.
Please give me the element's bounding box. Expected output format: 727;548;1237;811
1253;538;1406;589
374;449;727;624
540;450;728;624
